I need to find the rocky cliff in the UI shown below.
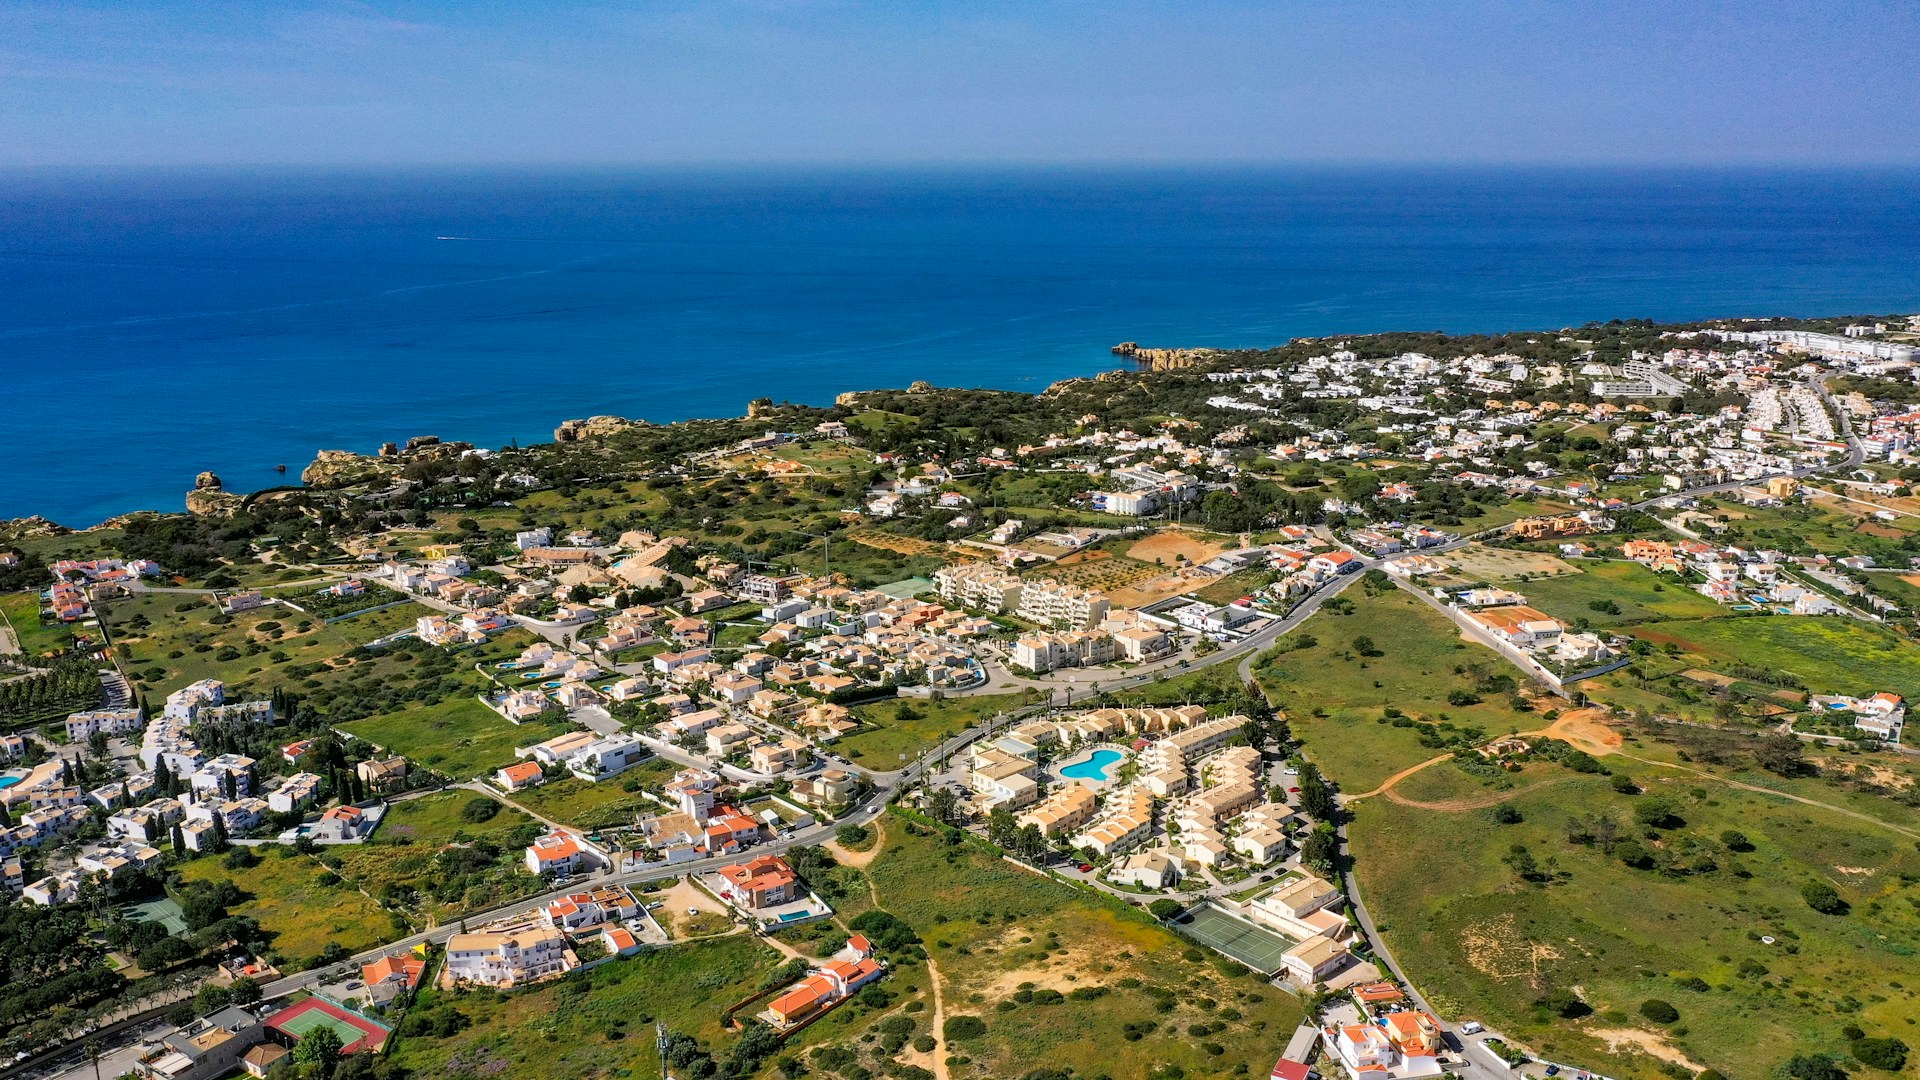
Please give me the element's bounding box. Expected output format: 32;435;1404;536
1110;341;1224;371
184;472;244;517
553;415;643;442
301;449;387;488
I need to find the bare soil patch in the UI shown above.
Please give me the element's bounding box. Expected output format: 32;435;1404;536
1126;529;1231;566
1459;914;1561;989
1448;544;1579;581
1587;1028;1705;1072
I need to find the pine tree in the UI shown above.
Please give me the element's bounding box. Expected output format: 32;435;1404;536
170;822;185;854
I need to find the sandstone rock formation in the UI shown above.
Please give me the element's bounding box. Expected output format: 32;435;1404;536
554;415;641;442
301;449;385;488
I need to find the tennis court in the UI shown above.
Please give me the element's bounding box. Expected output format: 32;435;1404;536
265;996;391;1054
1177;902;1297;974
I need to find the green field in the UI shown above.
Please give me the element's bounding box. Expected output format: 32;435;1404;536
340;697;569;780
841;691;1030;764
391;933;781;1079
176;846;395;966
862;818;1307;1080
1628;615;1920;700
101;591;379;696
325;789;546;926
1519;559;1730;627
506;760;677;831
0;591;77;658
1347;750;1920;1079
1253;588;1543;791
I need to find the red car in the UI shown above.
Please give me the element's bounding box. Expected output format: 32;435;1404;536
1287;786;1300;793
1076;863;1093;872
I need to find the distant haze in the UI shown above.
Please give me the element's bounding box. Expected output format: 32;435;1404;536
2;0;1918;167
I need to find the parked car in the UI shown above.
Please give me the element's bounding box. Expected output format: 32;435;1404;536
1076;863;1093;872
1460;1021;1484;1035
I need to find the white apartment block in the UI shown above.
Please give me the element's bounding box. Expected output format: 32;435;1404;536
443;926;575;988
65;708;143;742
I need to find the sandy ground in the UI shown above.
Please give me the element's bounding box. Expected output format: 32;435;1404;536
659;878;735;938
1587;1028;1705;1072
822;817;885;869
1126;529;1231;566
1447;544;1579;581
896;957;951;1080
1534;708;1623;756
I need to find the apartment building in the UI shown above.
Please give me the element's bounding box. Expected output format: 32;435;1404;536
443;926;575;988
1010;629;1115;673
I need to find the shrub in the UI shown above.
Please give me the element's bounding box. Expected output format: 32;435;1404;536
1801;881;1849;915
1852;1037;1908;1072
1719;829;1752;851
912;1035;936;1054
1639;999;1679;1024
1149;899;1183;920
943;1016;986;1040
1614;839;1653;869
461;797;501;823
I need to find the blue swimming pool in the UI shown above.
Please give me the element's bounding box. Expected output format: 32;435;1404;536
0;777;20;791
1060;749;1123;782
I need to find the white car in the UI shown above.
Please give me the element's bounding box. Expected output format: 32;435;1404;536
1459;1021;1484;1035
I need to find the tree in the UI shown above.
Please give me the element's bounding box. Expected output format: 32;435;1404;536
1301;823;1339;875
1503;844;1540;882
925;788;959;826
293;1027;344;1069
227;976;262;1006
1614;839;1653;869
1638;999;1679;1024
986;808;1017;849
1633;797;1678;829
1719;829;1752;852
1351;635;1380;657
1781;1055;1848;1080
1296;762;1338;823
1016;824;1045;861
1755;734;1810;777
1801;881;1848;915
1148;898;1183;920
1852;1037;1908;1072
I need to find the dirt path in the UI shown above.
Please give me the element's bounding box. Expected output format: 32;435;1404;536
1382;775;1580;811
1347;755;1453;800
1346;709;1622;804
925;957;949;1080
1622;754;1920;841
822;817;885;869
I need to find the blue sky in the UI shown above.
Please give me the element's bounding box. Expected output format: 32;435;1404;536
3;0;1916;167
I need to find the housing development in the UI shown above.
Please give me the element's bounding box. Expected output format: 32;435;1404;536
1;314;1918;1080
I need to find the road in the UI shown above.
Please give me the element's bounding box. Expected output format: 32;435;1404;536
49;387;1870;1075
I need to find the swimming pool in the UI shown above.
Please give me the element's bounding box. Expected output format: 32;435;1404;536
0;777;20;791
1059;749;1123;782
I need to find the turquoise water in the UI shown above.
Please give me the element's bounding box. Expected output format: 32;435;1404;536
777;910;814;923
1060;749;1124;781
6;166;1920;524
0;777;20;790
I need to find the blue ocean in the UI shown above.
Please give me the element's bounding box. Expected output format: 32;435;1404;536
3;166;1919;526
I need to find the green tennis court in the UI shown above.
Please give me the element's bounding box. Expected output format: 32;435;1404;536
265;997;391;1053
1177;903;1297;974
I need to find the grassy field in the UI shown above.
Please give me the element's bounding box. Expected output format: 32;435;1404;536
1518;560;1730;628
841;691;1031;764
1627;615;1920;700
390;934;782;1079
101;592;378;697
325;789;546;927
507;759;678;831
176;846;396;966
863;817;1307;1080
1347;750;1920;1078
1252;588;1543;792
340;697;569;780
0;590;77;657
